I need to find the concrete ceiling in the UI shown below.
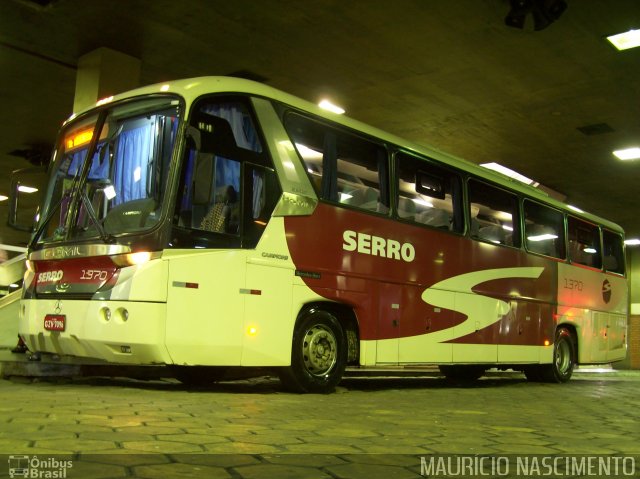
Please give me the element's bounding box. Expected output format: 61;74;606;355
1;0;639;247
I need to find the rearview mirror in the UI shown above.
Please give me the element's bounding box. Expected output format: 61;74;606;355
8;167;47;232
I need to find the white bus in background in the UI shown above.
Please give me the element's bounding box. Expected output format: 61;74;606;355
18;77;627;392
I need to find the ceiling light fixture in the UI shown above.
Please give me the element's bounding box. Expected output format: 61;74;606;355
17;185;39;193
613;147;640;160
607;29;640;51
624;238;640;246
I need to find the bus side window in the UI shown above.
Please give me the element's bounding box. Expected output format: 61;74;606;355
285;113;389;214
523;200;565;259
467;179;520;247
174;97;267;244
602;230;625;275
396;152;463;233
567;216;601;269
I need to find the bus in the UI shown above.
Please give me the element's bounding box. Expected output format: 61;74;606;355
18;77;628;393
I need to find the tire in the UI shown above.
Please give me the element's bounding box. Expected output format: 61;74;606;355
279;309;347;393
439;365;485;382
170;366;227;386
527;327;575;383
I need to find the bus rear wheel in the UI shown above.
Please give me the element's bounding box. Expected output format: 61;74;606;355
525;327;575;383
279;309;347;394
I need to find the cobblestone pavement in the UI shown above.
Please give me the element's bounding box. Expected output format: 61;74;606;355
0;370;639;478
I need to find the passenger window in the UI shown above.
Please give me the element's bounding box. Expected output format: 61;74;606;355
567;217;601;269
602;230;625;275
468;179;520;247
174;97;279;248
523;200;565;259
396;152;462;233
285;113;389;214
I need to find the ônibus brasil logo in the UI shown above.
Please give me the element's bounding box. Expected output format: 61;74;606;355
8;455;72;478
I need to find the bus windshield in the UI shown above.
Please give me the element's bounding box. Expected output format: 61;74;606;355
33;96;181;246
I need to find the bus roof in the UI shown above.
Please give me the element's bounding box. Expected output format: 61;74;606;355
78;76;623;234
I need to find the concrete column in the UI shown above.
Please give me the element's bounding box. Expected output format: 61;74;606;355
73;47;141;112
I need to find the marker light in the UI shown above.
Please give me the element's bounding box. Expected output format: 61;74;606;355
318;99;345;114
613;147;640;160
247;326;258;336
544;340;551;346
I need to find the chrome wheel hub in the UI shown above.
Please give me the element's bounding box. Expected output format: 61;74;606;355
301;324;337;376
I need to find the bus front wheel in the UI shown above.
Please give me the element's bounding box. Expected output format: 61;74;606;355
279;309;347;393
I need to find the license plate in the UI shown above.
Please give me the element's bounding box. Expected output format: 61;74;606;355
44;314;66;332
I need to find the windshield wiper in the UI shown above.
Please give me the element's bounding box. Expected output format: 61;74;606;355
78;193;115;244
28;191;70;250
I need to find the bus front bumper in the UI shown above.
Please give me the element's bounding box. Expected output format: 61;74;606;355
18;299;171;365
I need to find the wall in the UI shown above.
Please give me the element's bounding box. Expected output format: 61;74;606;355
621;247;640;369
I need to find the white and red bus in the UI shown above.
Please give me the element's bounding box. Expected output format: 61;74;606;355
19;77;627;392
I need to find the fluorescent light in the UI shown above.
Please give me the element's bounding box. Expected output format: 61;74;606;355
0;195;7;201
318;99;345;115
625;238;640;246
339;192;353;202
528;234;558;242
480;162;538;186
607;29;640;51
583;248;597;254
613;147;640;160
18;185;38;193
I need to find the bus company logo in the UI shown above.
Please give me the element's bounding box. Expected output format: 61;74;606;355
43;246;81;259
602;279;612;303
7;455;72;478
37;270;64;284
343;230;415;263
